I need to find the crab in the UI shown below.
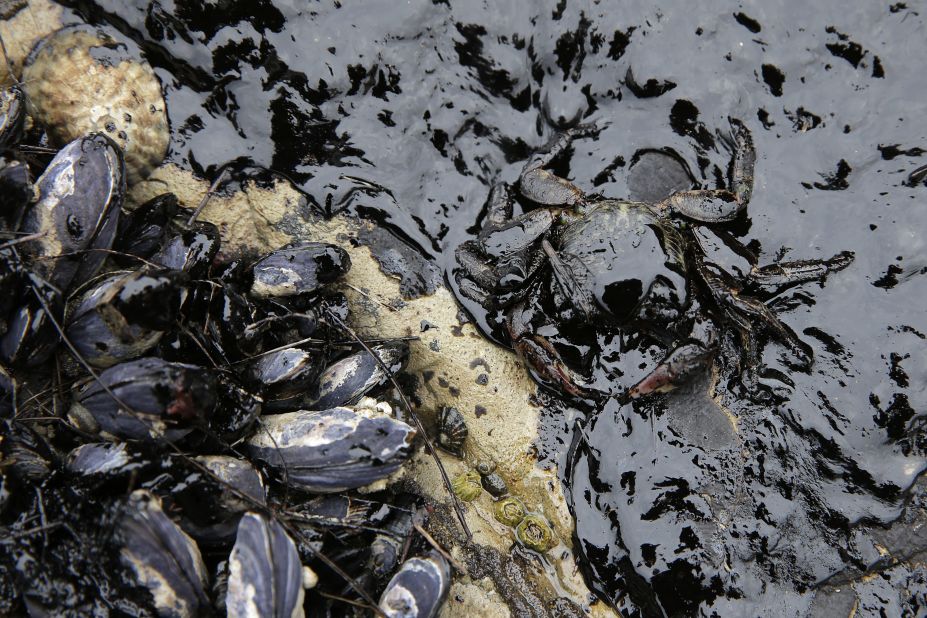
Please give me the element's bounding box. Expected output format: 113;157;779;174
454;121;853;401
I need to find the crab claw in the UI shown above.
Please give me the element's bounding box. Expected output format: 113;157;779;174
514;335;595;399
626;341;714;400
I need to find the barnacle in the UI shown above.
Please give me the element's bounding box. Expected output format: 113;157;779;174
493;496;526;527
515;514;556;553
451;470;482;502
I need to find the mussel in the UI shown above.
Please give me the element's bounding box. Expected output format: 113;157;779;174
152;222;220;278
243;407;416;493
0;272;65;368
117;490;210;618
306;342;409;410
68;357;216;441
248;347;324;411
226;512;306;618
378;551;451;618
21;133;125;290
114;193;179;261
250;242;351;299
66;269;186;367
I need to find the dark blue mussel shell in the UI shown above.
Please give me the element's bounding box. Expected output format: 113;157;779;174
378;551;451;618
226;512;305;618
250;242;351;299
68;356;216;441
244;407;416;493
21;133;125;291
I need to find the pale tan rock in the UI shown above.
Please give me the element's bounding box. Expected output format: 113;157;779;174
22;26;169;184
129;164;616;616
0;0;69;86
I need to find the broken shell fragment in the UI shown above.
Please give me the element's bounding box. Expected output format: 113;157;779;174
250;242;351;299
68;356;216;441
378;551;451;618
227;512;305;618
117;490;210;618
243;407;416;493
23;25;169;184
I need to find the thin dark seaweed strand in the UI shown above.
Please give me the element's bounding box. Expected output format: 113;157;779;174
186;167;230;226
413;521;466;574
20;272;384;610
316;590;383;613
0;31;18;84
323;309;474;543
284;512;404;537
0;231;47;249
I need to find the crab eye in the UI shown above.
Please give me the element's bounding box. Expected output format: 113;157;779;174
600;278;644;323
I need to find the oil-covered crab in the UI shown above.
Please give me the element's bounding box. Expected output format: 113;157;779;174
454;121;853;400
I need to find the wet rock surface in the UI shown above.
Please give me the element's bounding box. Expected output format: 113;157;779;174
9;0;927;615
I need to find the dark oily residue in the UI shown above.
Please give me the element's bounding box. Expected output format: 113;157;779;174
357;224;442;299
58;1;927;614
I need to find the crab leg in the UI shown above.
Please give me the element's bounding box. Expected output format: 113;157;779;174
748;251;854;290
519;124;600;206
699;259;814;368
627;341;714;399
658;118;756;222
507;298;596;399
541;239;595;319
485;183;514;228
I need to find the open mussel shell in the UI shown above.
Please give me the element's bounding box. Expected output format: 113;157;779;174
66;269;186;367
117;490;210;618
248;347;323;411
21;132;125;290
68;356;216;441
243;407;416;493
378;551;451;618
114;193;179;261
227;512;305;618
0;156;31;225
306;342;409;410
152;222;220;279
0;273;64;368
250;242;351;299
